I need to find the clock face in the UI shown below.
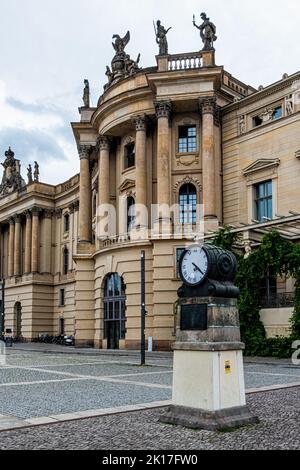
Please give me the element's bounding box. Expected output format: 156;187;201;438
180;246;208;286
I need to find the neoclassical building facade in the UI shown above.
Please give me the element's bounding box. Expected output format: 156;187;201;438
1;23;300;349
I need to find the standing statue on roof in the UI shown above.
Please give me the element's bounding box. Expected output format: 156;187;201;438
27;164;33;185
82;79;90;107
154;20;172;56
193;12;217;51
34;161;39;183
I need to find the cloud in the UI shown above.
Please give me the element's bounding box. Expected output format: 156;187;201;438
0;79;78;184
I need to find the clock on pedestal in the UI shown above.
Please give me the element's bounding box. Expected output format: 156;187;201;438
178;244;239;299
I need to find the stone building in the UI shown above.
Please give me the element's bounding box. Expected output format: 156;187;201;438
1;18;300;349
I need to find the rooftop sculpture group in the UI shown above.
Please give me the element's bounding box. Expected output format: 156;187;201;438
0;148;26;198
84;12;217;92
104;31;141;91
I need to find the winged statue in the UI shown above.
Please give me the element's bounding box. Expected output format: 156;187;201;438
112;31;130;55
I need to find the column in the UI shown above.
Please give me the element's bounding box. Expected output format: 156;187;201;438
43;210;52;274
98;136;110;239
24;211;32;274
14;215;22;277
155;101;172;220
31;208;40;274
78;145;92;243
68;204;75;271
134;115;148;228
200;97;217;220
8;218;15;277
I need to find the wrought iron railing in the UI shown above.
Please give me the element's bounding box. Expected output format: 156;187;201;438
260;292;295;309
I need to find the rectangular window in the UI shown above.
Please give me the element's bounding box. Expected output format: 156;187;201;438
176;248;185;278
178;126;197;153
253;115;263;128
272;106;282;120
255;180;273;222
59;289;65;307
125;142;135;169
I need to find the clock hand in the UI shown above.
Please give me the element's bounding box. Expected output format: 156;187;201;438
192;262;204;275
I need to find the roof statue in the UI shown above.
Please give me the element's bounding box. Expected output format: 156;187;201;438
82;79;90;107
0;147;26;198
193;12;217;51
104;31;141;91
154;20;172;56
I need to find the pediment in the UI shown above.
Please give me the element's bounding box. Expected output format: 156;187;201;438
243;159;280;176
119;178;135;193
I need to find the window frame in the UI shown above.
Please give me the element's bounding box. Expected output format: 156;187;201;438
124;141;136;170
59;288;65;307
63;247;69;276
179;183;198;224
64;214;70;233
255;180;273;223
177;125;198;154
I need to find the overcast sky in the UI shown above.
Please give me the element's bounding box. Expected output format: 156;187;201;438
1;0;300;184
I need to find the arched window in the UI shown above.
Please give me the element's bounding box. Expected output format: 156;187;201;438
63;247;69;275
127;197;136;232
124;142;135;169
103;273;126;349
179;184;197;224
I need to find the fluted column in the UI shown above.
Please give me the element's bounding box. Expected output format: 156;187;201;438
98;136;110;239
24;210;32;274
8;218;15;277
14;215;22;277
31;208;40;274
200;97;217;220
42;210;52;274
78;145;92;243
155;101;172;216
134;115;147;227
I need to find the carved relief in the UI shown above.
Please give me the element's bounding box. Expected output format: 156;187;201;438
285;95;294;116
239;115;246;134
173;177;202;193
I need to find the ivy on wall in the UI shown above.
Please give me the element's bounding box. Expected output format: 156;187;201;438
213;228;300;358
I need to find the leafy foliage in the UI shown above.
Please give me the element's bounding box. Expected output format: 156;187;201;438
213;229;300;357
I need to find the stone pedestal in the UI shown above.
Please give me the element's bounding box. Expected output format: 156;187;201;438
160;297;258;431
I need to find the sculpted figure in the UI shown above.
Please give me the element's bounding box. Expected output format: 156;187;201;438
193;12;217;50
155;20;172;56
112;31;130;55
82;79;90;107
34;161;39;183
27;164;33;184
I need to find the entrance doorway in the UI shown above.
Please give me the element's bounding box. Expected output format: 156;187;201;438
103;274;126;350
14;302;22;338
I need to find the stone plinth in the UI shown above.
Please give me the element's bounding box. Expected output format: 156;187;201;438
160;297;258;431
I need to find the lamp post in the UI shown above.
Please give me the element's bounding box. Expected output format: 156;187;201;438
141;251;146;366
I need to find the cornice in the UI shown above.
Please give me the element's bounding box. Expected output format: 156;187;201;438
223;71;300;113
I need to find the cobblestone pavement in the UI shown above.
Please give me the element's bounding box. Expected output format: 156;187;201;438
0;387;299;450
0;348;299;426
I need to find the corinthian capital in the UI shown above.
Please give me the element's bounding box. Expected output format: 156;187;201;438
199;96;217;115
133;115;147;132
78;144;92;160
97;135;110;151
155;101;172;120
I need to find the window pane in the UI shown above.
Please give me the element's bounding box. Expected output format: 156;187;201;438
267;198;273;219
273;107;282;120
